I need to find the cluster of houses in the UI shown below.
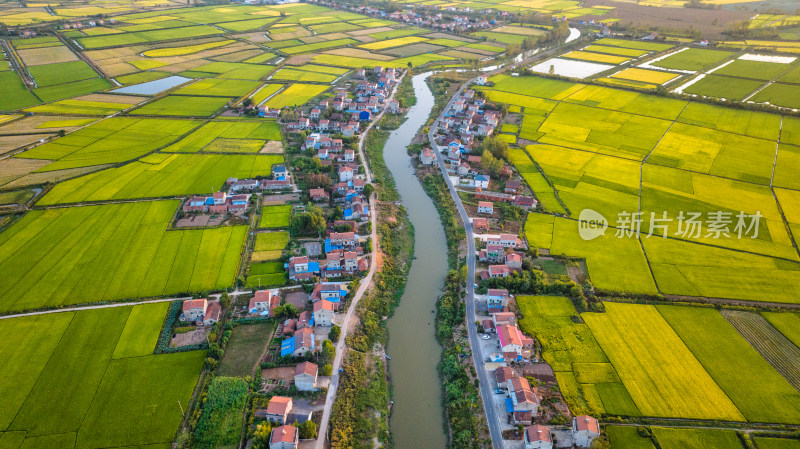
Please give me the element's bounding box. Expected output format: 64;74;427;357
183;192;251;215
254;362;319;448
287;231;367;281
478;240;525;280
387;10;492;32
181;165;293;215
441;89;500;138
519;416;600;449
274;66;402;137
493;346;600;448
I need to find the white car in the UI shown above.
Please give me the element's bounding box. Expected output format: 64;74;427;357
481;334;490;340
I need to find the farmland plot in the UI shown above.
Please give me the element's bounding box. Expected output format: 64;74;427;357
0;307;204;449
16;117;201;172
721;310;800;391
265;83;328;108
0;201;246;312
163;120;281;153
217;321;275;377
658;306;800;423
651;48;732;71
128;95;230;117
761;312;800;349
260;204;292;228
651;428;744;449
643;237;800;303
582;302;744;421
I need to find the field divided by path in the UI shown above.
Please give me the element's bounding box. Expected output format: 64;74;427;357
519;297;800;424
0;306;204;449
0;200;245;313
721;310;800;392
38;153;283;205
582;302;744;421
485;75;800;304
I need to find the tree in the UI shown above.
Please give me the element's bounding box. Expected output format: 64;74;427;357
363;183;374;198
320;339;335;365
549;64;555;75
320;363;333;376
299;420;316;439
250;423;272;449
219;292;231;309
482;136;509;160
328;324;341;342
273;303;298;319
481;149;504;178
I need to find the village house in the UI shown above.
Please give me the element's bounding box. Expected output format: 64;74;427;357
514;196;537;208
310;188;330;202
573;416;600;447
288;256;320;281
181;298;207;322
294;361;318;391
505;180;522;194
477;201;494;215
488;233;521;248
311;281;346;309
265;396;293;424
524;424;552;449
473;217;489;231
506;253;523;271
270;425;298;449
488;264;511;278
495;366;514;389
249;289;279;316
498;324;533;357
492;311;516;327
327;231;359;250
419;147;436;165
482;319;495;333
508;376;540;414
281;327;315;357
312;299;335;326
487;288;509;311
514;410;533;426
202;301;221;326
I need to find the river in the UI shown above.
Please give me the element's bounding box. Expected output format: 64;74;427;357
385;72;448;448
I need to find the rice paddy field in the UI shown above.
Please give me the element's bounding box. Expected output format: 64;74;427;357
0;306;205;449
38;153;282;204
519;299;800;424
259;204;292;228
14;117;202;172
0;200;246;312
484;73;800;304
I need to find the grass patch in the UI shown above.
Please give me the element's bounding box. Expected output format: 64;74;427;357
217;321;275;377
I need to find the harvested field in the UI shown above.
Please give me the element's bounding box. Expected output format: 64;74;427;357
18;46;79;66
0;134;55;155
722;310;800;392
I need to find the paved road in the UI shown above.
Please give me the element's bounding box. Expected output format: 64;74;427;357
314;72;406;449
424;33;582;448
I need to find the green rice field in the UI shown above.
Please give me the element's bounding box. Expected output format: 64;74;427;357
259;204;292;228
0;200;246;311
38;153;283;204
0;307;204;448
16;117;201;172
128;95;230;117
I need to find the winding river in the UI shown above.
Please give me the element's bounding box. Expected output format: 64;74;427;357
385;73;448;448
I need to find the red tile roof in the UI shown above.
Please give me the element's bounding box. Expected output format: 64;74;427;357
574;415;599;434
526;425;551;442
266;396;292;416
270;425;297;444
182;298;206;311
295;361;318;377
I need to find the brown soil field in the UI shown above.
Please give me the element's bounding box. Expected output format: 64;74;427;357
585;0;750;38
324;47;394;61
18;46;78;66
0;115;97;134
0;134;55;155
